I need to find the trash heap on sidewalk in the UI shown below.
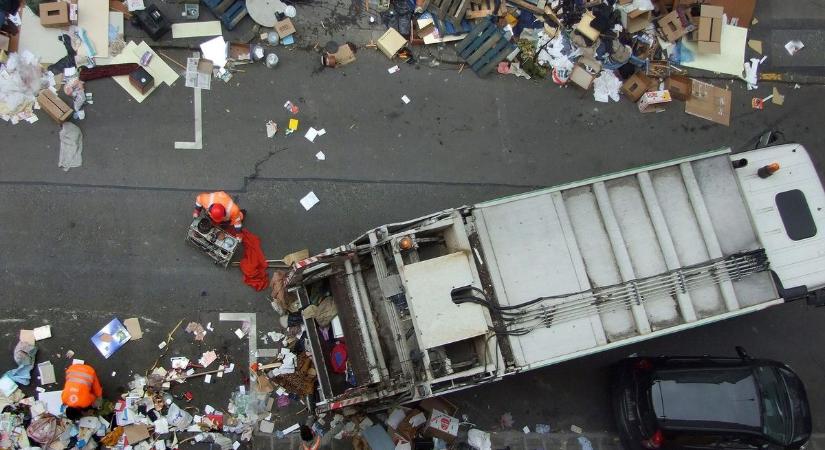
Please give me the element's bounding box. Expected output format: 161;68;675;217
374;0;768;126
0;308;338;450
0;0;306;163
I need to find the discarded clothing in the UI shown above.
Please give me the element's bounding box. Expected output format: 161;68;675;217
58;122;83;171
467;429;492;450
237;229;270;291
3;340;37;385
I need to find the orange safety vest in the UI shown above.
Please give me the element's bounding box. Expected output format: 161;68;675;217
195;191;244;230
299;436;320;450
62;364;103;408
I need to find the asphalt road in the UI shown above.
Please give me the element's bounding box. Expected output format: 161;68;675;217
3;1;825;447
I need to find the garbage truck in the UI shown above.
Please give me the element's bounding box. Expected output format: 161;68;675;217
281;143;825;414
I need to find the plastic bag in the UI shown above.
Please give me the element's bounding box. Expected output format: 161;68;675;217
27;415;67;445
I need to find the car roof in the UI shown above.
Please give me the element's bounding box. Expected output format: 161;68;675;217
651;366;763;433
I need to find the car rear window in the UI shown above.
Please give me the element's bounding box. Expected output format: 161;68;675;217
776;190;817;241
651;368;761;429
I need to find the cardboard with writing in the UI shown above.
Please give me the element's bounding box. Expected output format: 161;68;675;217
425;410;459;442
685;79;731;126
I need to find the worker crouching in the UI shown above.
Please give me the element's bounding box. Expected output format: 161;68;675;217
62;363;103;420
193;191;245;236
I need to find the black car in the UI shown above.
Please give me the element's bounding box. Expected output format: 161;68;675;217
612;348;811;450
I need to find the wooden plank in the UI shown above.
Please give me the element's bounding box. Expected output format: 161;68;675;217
478;41;515;76
456;18;492;53
459;22;496;59
449;0;470;26
465;31;500;65
505;0;542;14
471;36;506;72
465;7;492;19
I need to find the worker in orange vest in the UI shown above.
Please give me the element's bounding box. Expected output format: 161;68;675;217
193;191;245;234
299;425;320;450
62;363;103;419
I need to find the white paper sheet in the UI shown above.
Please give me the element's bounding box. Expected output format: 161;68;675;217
300;191;319;211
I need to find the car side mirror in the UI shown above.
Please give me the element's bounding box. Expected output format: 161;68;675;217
735;346;751;360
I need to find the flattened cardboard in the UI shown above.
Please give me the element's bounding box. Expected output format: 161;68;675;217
685;79;731;126
38;361;56;385
620;9;651;34
124;425;151;444
123;318;143;340
77;0;110;58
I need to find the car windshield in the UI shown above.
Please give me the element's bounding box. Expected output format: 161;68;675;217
754;366;792;444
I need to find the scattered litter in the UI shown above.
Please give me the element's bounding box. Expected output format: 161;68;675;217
751;97;765;110
570;425;583;434
38;361;56;385
204;374;212;383
401;95;411;104
747;40;762;54
535;424;551;434
111;371;117;376
388;65;400;74
743;58;761;90
206;322;214;331
522;426;530;434
794;84;801;89
126;0;145;11
234;328;247;339
90;318;132;358
33;325;52;341
288;118;299;131
578;436;594;450
266;121;278;138
123;318;143;339
467;429;491;450
300;191;320;211
284;101;299;114
198;350;218;367
305;127;320;142
158;341;167;349
785;40;805;56
315;151;326;161
186;322;208;341
593;70;622;103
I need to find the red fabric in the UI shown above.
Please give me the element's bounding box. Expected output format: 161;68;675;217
236;229;269;291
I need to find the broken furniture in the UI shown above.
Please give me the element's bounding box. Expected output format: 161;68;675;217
456;17;517;76
426;0;470;27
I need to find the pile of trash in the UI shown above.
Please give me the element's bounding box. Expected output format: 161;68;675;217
372;0;786;126
0;310;330;450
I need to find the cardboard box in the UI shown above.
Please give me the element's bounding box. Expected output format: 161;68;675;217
665;75;692;101
425;410;459;442
377;27;407;59
658;9;689;42
621;9;652;34
418;397;458;416
37;90;72;123
393;410;426;441
129;68;155;95
274;18;296;38
685;79;731;126
638;89;672;113
39;2;70;28
622;72;653;102
697;5;723;54
569;64;595;90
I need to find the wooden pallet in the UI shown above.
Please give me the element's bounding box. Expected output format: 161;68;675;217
456;18;517;76
464;0;503;19
428;0;471;27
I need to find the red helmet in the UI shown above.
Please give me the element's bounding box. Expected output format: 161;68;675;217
209;204;226;221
